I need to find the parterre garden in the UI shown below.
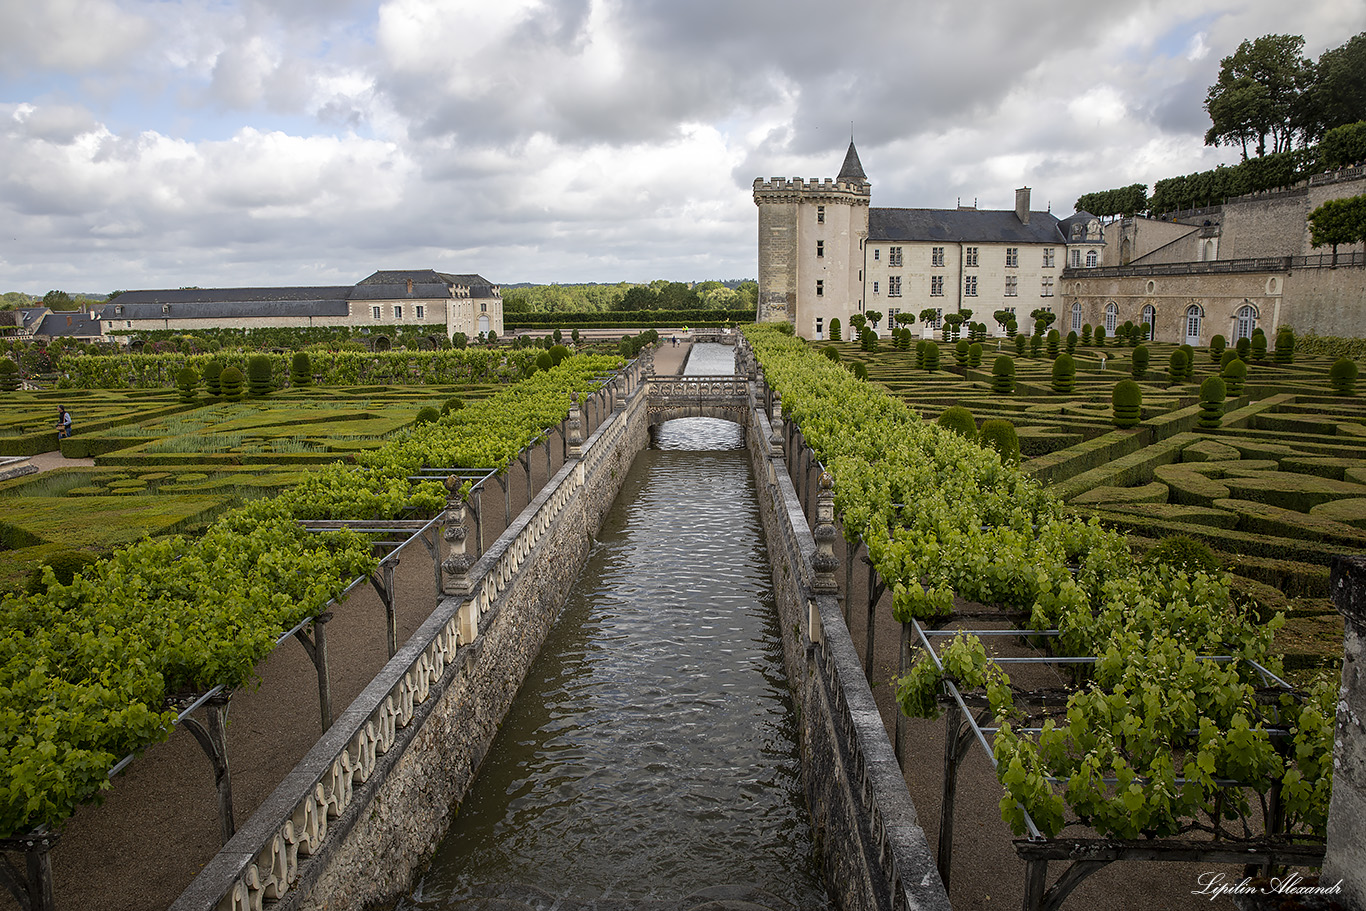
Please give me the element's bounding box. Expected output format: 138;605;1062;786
824;330;1364;679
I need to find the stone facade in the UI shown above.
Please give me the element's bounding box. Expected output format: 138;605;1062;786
96;270;504;343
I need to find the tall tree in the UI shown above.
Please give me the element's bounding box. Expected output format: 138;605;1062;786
1298;33;1366;142
1205;34;1312;158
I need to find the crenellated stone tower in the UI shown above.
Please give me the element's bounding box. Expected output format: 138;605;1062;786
753;142;871;338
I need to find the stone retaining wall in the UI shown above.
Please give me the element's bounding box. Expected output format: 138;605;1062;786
171;381;649;911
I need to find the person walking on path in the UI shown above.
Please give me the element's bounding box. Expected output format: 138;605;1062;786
56;406;72;439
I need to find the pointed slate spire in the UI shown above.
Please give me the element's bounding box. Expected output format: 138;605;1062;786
837;141;866;183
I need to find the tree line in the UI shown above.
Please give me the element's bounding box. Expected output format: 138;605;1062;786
502;280;756;313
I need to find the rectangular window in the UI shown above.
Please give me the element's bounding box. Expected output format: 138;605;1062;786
874;248;880;261
481;302;488;312
394;304;403;320
931;246;944;267
1043;248;1055;268
1006;247;1018;268
816;280;824;297
817;240;824;258
1005;276;1018;297
872;281;879;294
817;206;825;224
416;304;425;319
888;246;903;267
930;276;944;297
965;247;978;268
815;317;823;338
888;275;902;297
1069;249;1081;268
1042;277;1055;297
372;305;381;319
964;275;977;296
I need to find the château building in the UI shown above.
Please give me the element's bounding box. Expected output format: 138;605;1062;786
754;142;1103;340
756;144;1365;344
95;269;504;346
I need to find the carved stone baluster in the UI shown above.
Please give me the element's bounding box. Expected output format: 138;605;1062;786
441;477;472;596
812;472;839;598
567;393;584;459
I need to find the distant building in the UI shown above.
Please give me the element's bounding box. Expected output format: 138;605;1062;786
97;269;504;344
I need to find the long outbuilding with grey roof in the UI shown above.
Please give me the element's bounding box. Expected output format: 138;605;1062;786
96;270;503;342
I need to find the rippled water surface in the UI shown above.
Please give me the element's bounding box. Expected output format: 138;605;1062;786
403;397;828;908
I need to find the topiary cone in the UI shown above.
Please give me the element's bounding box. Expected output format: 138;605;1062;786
1112;379;1142;428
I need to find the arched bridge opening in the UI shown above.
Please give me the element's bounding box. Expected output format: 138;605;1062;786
645;375;752;441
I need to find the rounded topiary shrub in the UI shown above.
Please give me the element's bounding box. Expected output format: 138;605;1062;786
828;318;841;342
954;339;970;366
1223;357;1248;398
1330;357;1359;395
536;351;553;372
25;551;101;595
1112;379;1142;428
202;360;224;397
968;342;983;368
441;397;464;416
0;359;19;393
1006;319;1018;338
822;345;841;362
220;366;245;402
1132;344;1150;379
1179;344;1195;379
1029;333;1043;357
1209;335;1226;364
291;351;313;387
1081;323;1093;346
1235;336;1251;360
1168;349;1188;386
1051;352;1076;394
923;343;940;372
1046;329;1060;359
1198;376;1226;429
1094;326;1107;347
176;366;199;403
549;344;571;366
991;355;1015;395
860;327;878;352
414;405;440;427
852;361;869;381
1274;327;1295;364
1123;321;1139;347
1065;331;1078;354
246;355;273;396
936;405;977;441
979;419;1020;465
1220;348;1240;370
1013;334;1027;357
1250;333;1267;362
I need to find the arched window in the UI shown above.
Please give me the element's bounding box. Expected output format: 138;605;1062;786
1071;302;1082;331
1086;250;1098;267
1235;303;1258;340
1104;302;1118;334
1185;304;1203;345
1141;304;1156;339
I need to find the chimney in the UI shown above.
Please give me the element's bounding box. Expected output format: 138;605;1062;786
406;279;413;295
1016;187;1031;225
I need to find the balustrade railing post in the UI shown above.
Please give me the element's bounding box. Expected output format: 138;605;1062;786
812;473;839;597
567;393;584;459
441;479;473;597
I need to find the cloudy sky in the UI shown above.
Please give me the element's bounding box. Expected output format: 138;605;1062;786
1;0;1362;295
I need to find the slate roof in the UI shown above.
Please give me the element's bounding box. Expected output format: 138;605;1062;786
353;270;499;299
100;298;352;321
869;207;1068;245
108;287;353;305
1056;211;1105;244
837;142;867;184
34;310;105;338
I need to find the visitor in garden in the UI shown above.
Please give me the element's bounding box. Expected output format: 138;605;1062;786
56;406;72;439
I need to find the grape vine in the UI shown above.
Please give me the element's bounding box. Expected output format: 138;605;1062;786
743;324;1333;843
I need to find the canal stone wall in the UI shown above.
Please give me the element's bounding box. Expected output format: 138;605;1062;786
745;391;953;911
172;377;650;911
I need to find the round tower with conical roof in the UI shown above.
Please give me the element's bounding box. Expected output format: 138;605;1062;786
753;141;871;339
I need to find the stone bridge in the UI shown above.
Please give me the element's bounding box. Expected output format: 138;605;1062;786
646;374;751;430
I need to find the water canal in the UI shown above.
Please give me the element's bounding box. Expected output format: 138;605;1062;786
397;345;830;909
